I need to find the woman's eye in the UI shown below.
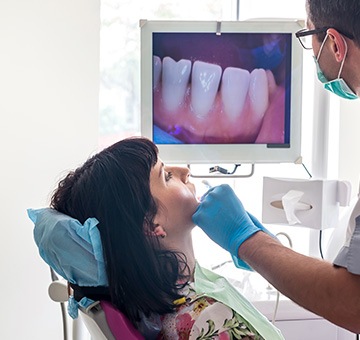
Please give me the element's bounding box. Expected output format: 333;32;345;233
165;171;173;181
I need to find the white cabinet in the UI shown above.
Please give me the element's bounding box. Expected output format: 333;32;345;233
276;319;354;340
253;300;355;340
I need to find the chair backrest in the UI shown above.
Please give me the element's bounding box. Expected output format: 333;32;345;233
78;301;115;340
48;280;144;339
99;301;144;339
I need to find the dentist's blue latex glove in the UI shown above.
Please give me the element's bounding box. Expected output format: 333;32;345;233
192;184;273;269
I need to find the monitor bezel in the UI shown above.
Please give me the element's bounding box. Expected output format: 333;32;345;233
140;19;304;164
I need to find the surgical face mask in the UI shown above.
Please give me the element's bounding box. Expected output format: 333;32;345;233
314;34;358;100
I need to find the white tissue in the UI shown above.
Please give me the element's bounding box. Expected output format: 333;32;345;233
281;190;306;225
263;177;350;230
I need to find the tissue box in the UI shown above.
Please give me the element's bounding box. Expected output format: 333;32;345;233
262;177;351;229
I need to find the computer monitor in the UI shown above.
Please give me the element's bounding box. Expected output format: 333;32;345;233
140;19;304;164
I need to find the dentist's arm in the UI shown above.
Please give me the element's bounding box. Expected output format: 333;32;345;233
192;184;360;333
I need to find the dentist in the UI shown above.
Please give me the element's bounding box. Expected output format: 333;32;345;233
193;0;360;334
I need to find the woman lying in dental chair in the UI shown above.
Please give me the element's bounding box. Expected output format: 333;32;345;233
28;137;283;340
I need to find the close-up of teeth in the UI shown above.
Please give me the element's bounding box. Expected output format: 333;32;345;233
162;56;191;112
248;68;269;120
221;67;250;120
153;55;162;89
191;60;222;118
153;55;282;143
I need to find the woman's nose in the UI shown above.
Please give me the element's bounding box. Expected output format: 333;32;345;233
168;166;190;183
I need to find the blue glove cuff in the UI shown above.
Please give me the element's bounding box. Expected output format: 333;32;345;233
231;213;276;271
229;227;260;259
231;254;253;271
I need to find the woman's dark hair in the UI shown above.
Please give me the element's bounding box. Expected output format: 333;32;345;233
307;0;360;47
51;137;189;324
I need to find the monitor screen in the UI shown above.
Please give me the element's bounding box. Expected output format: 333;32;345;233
141;20;303;164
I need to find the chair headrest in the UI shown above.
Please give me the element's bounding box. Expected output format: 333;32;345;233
28;208;108;287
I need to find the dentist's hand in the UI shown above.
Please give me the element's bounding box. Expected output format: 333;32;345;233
192;184;272;259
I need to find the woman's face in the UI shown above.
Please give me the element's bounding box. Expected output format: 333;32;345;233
149;158;199;236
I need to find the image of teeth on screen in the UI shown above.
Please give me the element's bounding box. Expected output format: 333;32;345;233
141;20;303;164
152;32;291;145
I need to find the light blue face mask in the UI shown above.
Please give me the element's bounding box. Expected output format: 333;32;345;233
314;34;358;100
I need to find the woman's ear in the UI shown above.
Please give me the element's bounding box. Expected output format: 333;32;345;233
327;28;347;62
143;222;167;238
153;224;167;238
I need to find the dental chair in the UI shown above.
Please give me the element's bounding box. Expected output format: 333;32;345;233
48;274;144;340
28;208;145;340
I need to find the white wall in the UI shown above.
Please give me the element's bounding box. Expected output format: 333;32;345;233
0;1;100;338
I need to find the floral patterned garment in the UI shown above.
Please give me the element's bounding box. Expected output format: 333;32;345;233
157;283;264;340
